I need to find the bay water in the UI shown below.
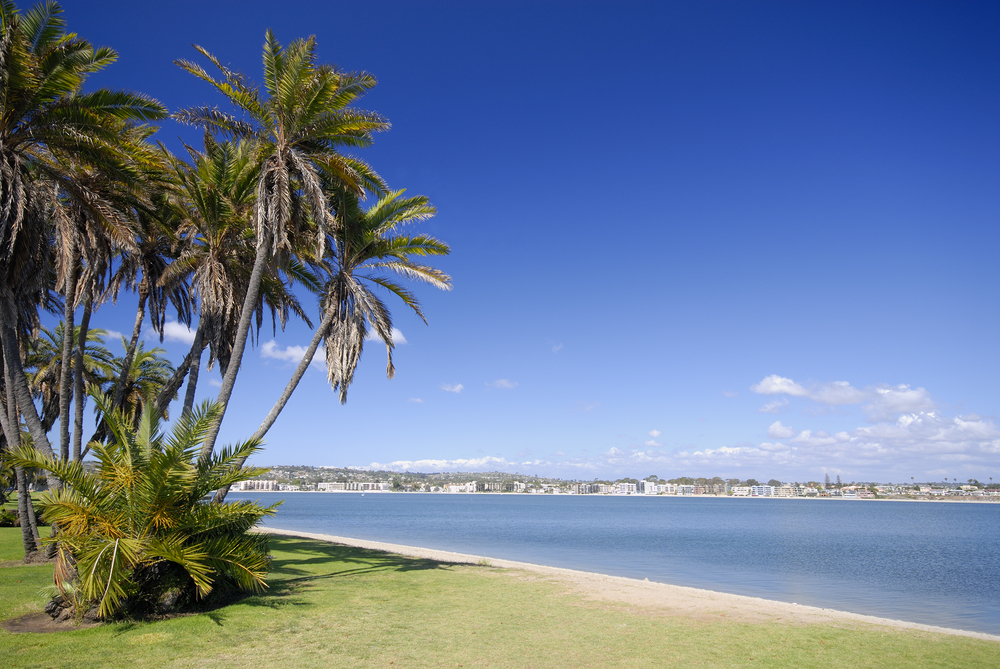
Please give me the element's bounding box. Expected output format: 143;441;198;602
229;492;1000;635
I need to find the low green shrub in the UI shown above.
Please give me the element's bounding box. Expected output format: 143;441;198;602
10;392;279;619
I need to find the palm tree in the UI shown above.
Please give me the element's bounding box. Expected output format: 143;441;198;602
214;189;450;502
159;136;319;417
175;31;389;461
10;390;277;619
25;323;114;435
0;0;166;479
106;190;193;413
107;339;175;430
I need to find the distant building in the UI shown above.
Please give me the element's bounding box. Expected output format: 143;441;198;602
234;480;279;491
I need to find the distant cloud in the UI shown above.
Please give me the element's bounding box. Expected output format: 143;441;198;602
486;379;518;389
644;439;662;447
147;320;196;345
751;375;809;397
407;398;424;404
552;343;563;353
767;421;796;439
723;390;739;398
574;400;600;412
364;327;407;345
261;340;324;369
208;378;222;388
649;429;661;438
751;374;935;422
358;456;515;473
759;397;789;414
103;330;125;343
440;383;464;393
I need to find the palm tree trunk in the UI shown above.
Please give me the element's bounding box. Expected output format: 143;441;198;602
200;235;271;463
71;299;92;462
58;250;79;462
14;467;38;557
181;321;206;416
0;315;57;465
213;307;334;503
1;342;38;557
111;286;147;410
152;318;206;418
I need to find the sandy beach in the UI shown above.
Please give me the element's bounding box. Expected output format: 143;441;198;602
260;527;1000;644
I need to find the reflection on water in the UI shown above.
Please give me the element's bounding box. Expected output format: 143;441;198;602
229;492;1000;635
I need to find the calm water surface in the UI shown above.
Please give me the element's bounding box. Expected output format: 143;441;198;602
229;493;1000;635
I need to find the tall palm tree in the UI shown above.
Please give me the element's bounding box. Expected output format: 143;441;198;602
160;136;319;417
175;31;389;461
214;189;450;502
0;0;166;478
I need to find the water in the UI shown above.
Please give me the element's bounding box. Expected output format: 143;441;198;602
229;492;1000;635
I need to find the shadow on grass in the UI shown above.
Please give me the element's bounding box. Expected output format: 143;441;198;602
206;536;462;619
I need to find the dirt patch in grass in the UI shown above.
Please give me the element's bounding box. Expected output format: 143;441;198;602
1;612;99;634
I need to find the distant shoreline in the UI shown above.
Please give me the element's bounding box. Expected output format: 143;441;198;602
236;490;1000;504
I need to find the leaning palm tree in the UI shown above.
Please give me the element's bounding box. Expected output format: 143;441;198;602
0;0;166;486
10;390;277;619
214;189;450;503
175;31;389;460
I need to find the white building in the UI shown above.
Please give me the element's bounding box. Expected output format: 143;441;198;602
750;485;774;497
234;480;279;491
617;482;637;495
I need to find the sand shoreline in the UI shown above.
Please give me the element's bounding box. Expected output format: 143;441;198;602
260;527;999;643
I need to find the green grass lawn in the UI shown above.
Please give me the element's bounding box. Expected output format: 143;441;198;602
0;527;996;668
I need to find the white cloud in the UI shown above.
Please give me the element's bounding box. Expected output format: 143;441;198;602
787;429;851;448
440;383;464;393
147;320;196;345
644;439;662;447
751;375;936;421
649;429;661;438
487;379;518;389
751;375;809;396
364;327;407;345
759;397;789;414
358;456;515;472
261;340;324;369
208;378;222;388
552;343;563;353
574;401;600;412
864;385;935;421
407;397;424;404
767;421;796;439
102;330;125;343
723;390;739;398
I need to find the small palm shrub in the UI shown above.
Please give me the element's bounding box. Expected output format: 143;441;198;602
12;390;279;619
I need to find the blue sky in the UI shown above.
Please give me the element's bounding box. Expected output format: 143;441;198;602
51;0;999;483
